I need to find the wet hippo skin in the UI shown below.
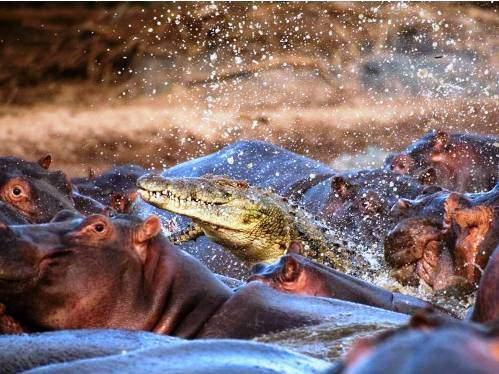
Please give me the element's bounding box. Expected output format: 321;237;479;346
0;329;179;374
0;213;407;340
198;282;408;339
318;169;431;247
0;201;29;333
386;131;498;193
25;339;335;374
385;184;499;291
248;254;452;317
0;212;232;338
342;311;499;374
72;164;147;206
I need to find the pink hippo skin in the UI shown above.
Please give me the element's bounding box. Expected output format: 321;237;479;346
0;212;408;339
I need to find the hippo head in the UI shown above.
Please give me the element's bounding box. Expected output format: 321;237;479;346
0;155;75;222
344;311;499;374
74;164;147;206
385;187;498;292
0;211;162;330
322;169;430;245
386;130;450;175
385;130;496;192
247;253;330;297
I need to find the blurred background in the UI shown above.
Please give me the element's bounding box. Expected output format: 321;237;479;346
0;2;497;176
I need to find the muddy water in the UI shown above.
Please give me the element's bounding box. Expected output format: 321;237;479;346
256;320;397;362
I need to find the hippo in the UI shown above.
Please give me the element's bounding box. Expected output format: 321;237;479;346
20;338;334;374
0;212;407;339
386;130;498;192
471;245;499;323
385;184;499;291
318;168;433;247
72;164;148;207
248;253;452;317
341;311;499;374
0;155;76;222
0;201;29;334
0;329;179;373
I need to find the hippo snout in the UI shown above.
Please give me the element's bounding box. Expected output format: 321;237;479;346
384;226;422;268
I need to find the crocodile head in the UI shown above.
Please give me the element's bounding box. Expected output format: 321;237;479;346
137;174;293;263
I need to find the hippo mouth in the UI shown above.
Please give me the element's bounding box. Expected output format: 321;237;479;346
384;221;448;289
0;248;72;294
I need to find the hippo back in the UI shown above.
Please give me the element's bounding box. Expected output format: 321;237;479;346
162;140;335;196
0;329;179;374
26;340;334;374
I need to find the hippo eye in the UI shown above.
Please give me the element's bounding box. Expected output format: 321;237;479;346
10;185;26;199
12;187;22;196
94;223;105;233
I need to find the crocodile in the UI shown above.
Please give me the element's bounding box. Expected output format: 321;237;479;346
137;174;349;271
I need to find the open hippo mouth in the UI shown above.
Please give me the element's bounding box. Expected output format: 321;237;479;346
384;219;469;292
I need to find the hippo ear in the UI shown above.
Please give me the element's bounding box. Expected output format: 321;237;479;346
389;154;415;174
87;168;96;180
37;154;52;170
287;240;303;255
109;192;137;214
136;215;162;243
331;176;353;199
281;255;301;282
134;216;162;263
433;131;449;151
418;167;437;185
